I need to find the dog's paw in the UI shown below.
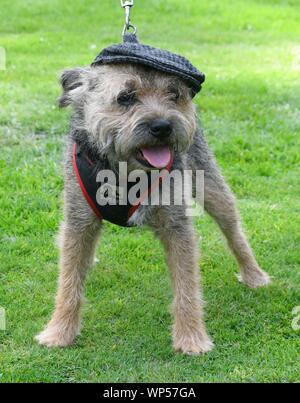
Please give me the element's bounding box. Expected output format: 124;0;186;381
173;332;214;355
35;325;78;348
237;269;272;289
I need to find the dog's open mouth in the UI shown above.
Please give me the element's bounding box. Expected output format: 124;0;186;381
137;145;172;169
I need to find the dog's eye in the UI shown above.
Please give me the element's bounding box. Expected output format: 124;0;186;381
117;91;137;107
169;89;180;102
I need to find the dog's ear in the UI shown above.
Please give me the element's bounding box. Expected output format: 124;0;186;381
58;68;89;108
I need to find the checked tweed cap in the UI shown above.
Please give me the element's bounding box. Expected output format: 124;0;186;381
92;34;205;96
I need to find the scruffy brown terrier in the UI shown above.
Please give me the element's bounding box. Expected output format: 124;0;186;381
36;64;271;354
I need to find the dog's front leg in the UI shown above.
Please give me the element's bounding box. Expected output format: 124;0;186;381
36;217;101;348
152;209;214;355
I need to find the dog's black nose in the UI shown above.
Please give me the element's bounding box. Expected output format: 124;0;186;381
150;119;172;139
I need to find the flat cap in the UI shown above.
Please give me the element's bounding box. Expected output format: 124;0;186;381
92;34;205;96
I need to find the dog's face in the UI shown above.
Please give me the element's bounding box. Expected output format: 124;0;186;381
60;64;197;171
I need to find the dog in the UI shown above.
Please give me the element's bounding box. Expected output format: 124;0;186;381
36;63;271;354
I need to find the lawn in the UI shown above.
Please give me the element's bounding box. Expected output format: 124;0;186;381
0;0;300;383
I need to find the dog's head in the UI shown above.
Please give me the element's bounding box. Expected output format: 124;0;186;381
60;64;197;170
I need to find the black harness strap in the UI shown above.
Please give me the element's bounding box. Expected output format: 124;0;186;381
73;143;173;227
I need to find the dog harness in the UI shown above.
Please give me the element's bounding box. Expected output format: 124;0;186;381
73;143;173;227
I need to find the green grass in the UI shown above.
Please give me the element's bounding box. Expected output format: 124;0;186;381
0;0;300;383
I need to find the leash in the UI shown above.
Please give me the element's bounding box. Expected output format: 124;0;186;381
120;0;137;36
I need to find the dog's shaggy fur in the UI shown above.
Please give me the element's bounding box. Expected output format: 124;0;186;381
36;64;270;354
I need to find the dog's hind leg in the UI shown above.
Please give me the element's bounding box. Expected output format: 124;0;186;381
203;174;270;288
190;132;271;288
36;185;101;347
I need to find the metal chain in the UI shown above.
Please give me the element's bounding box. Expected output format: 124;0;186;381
120;0;137;36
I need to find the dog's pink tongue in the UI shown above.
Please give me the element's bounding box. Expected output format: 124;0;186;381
141;145;171;168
